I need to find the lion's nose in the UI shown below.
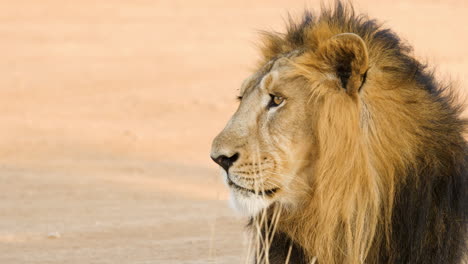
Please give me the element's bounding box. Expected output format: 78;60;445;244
211;153;239;172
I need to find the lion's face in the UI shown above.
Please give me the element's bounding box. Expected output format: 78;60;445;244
211;59;316;216
211;33;370;216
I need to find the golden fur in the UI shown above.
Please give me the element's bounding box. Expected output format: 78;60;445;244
211;2;467;263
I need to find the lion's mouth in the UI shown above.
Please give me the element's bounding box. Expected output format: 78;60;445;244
226;175;279;197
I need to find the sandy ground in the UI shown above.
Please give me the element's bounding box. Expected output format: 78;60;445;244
0;0;466;263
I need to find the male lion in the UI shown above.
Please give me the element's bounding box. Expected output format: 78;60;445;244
210;2;467;264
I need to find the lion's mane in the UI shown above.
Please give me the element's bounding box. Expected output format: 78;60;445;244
250;2;467;263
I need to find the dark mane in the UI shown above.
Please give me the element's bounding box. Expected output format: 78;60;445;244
262;2;409;56
260;1;456;99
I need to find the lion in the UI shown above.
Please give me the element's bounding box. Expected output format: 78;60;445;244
210;2;467;264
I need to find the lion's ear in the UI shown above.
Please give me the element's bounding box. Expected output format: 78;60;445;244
317;33;369;95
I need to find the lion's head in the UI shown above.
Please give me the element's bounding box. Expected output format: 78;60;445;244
210;3;467;264
211;31;372;217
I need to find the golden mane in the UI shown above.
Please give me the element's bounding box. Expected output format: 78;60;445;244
249;2;467;264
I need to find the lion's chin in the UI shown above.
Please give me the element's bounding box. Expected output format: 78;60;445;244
228;190;272;216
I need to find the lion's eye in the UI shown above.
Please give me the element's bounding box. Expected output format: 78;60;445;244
268;94;284;108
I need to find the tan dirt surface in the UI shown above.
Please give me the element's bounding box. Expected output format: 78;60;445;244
0;0;466;263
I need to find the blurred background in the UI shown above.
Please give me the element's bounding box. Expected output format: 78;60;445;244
0;0;466;263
